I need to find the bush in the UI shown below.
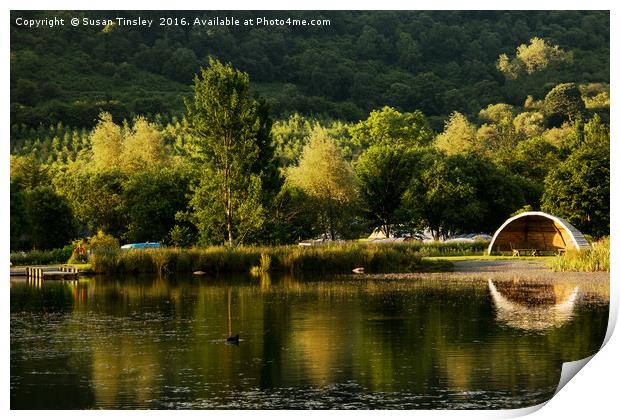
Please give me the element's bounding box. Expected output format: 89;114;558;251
89;230;120;252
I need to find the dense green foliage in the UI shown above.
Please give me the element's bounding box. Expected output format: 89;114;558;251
287;126;359;239
10;11;608;129
185;59;279;245
355;145;417;237
404;153;529;240
11;171;76;250
121;169;191;243
9;11;610;253
541;116;610;237
543;83;585;126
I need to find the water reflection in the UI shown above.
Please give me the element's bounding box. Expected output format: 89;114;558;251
488;280;579;331
10;274;608;409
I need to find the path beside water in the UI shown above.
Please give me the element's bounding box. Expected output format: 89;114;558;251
349;258;609;285
452;259;549;274
449;258;609;281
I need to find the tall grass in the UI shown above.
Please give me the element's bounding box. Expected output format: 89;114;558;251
549;237;610;272
89;243;455;275
250;253;272;276
394;240;489;256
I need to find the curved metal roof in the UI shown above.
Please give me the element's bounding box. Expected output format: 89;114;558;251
487;211;590;254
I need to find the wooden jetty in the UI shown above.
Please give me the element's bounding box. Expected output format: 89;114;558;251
13;265;80;280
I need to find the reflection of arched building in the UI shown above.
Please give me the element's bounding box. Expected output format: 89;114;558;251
488;280;579;331
488;211;590;254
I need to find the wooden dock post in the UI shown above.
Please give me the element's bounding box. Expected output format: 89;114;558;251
22;265;80;281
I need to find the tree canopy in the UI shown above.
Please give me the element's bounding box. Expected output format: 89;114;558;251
8;12;610;251
10;11;609;128
287;127;359;239
185;58;269;245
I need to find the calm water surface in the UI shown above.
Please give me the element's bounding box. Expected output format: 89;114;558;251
10;274;608;409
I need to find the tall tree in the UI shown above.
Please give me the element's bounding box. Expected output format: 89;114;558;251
403;153;526;239
542;116;609;237
403;153;481;240
53;164;127;239
121;117;170;173
184;58;270;245
24;186;76;250
287;127;359;240
121;168;191;243
434;112;479;156
90;112;124;171
355;145;417;237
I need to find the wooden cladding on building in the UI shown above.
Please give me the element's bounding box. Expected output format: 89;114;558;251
488;211;590;254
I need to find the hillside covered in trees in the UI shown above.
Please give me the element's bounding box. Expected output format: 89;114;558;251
9;10;610;252
11;11;609;129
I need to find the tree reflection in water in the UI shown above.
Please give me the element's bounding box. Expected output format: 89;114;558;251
10;274;608;409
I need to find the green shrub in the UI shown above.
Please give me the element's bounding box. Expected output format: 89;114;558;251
89;230;120;252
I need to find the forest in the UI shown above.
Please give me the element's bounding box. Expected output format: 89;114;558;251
9;10;610;252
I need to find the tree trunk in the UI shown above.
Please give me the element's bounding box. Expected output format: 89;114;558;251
224;161;234;246
327;201;336;240
226;186;233;245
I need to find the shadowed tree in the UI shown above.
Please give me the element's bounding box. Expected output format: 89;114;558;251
355;145;417;237
543;83;585;127
542;116;609;237
24;186;76;250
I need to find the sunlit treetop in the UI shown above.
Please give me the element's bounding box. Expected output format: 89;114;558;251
497;37;573;80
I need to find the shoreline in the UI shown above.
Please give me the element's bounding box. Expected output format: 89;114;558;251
10;257;609;279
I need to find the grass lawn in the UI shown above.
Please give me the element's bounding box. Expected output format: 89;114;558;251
70;263;93;272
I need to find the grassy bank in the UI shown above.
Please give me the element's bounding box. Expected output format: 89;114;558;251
89;243;455;275
371;241;489;256
548;237;610;272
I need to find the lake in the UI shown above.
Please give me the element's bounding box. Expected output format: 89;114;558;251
10;272;609;409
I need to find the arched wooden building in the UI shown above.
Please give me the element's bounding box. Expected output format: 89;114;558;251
488;211;590;255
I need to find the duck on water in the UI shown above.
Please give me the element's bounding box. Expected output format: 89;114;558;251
226;334;240;345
